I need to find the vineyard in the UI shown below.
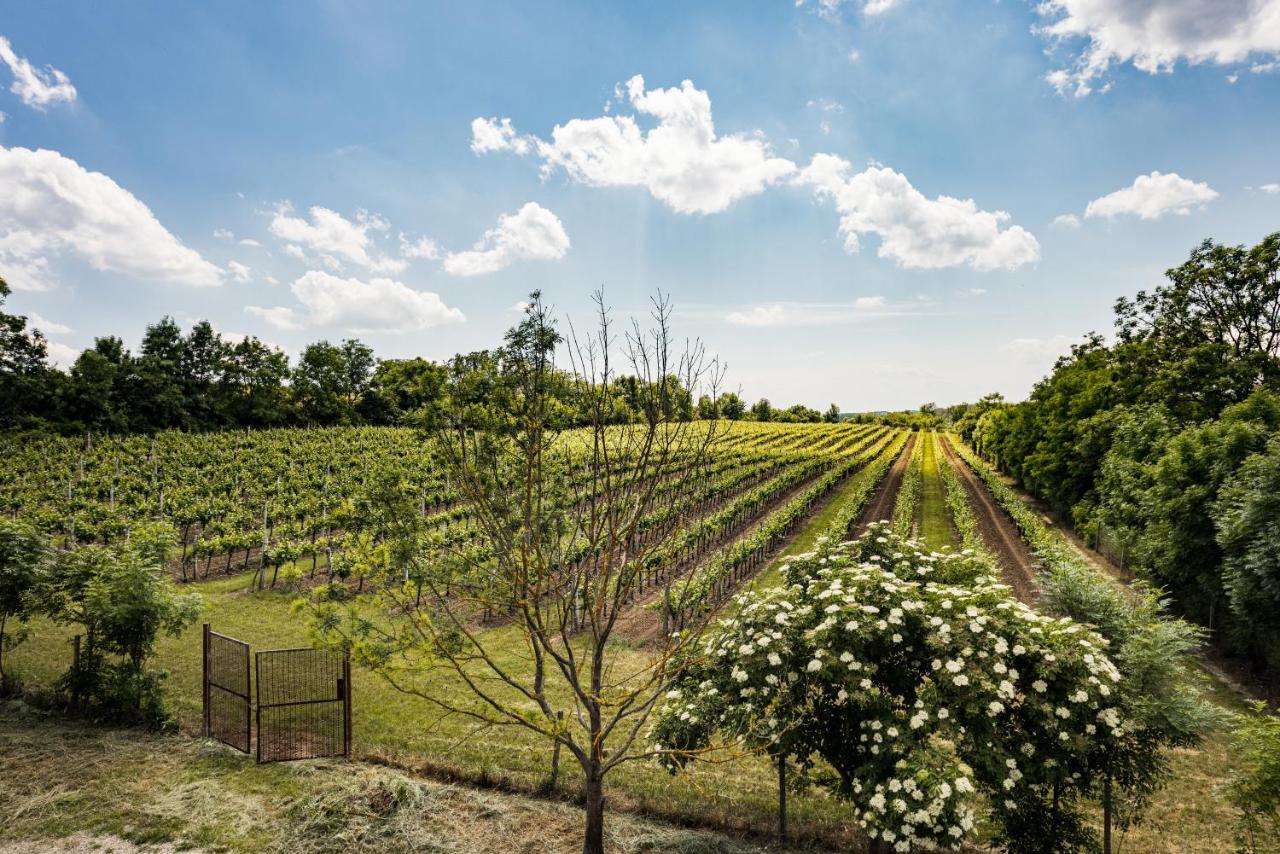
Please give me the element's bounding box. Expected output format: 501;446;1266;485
3;421;1266;853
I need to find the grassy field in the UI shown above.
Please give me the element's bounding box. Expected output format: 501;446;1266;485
916;431;953;551
0;705;804;854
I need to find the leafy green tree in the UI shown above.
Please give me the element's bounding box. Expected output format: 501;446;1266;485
1227;703;1280;852
292;340;359;424
217;335;292;426
823;402;841;423
0;276;52;429
0;518;48;693
1215;434;1280;668
1039;560;1220;851
41;524;200;725
717;391;746;420
306;292;726;854
751;397;772;421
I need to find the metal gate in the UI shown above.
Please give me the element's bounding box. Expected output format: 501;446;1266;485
255;646;351;763
202;624;251;753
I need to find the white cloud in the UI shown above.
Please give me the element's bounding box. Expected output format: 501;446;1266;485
795;153;1040;271
725;304;788;326
847;49;862;62
1084;171;1218;220
44;340;79;366
722;297;912;327
0;110;6;123
247;270;465;333
399;233;441;260
1052;213;1082;228
442;202;570;276
1259;183;1280;194
964;287;988;296
1001;334;1086;364
1037;0;1280;97
227;261;252;282
284;244;306;260
470;117;534;155
472;75;796;215
213;228;234;240
245;305;303;331
1254;60;1279;73
26;311;73;335
797;0;903;19
0;146;223;291
0;35;76;109
268;204;405;272
238;238;262;248
863;0;904;15
807;98;844;113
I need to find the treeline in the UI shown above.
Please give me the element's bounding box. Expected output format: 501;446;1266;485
955;232;1280;672
0;280;840;433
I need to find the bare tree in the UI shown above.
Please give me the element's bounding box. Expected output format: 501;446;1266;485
308;290;728;854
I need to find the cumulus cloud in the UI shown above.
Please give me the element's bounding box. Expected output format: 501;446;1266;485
238;238;262;248
797;0;904;19
471;75;796;215
246;270;465;333
1259;183;1280;194
268;204;406;272
470;117;534;155
1084;171;1218;219
1052;213;1082;228
1037;0;1280;97
399;233;441;260
0;146;223;291
26;311;72;335
795;153;1040;271
0;35;76;109
1001;334;1086;364
227;261;252;282
44;340;80;367
723;297;908;327
442;202;570;276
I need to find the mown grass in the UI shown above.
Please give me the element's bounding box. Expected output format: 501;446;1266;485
0;706;805;853
915;431;953;552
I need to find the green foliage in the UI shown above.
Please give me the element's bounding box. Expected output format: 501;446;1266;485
1215;434;1280;667
0;517;49;692
961;232;1280;673
39;524;202;727
1227;703;1280;852
654;527;1126;853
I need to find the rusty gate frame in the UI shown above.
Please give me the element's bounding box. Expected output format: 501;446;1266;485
201;625;351;763
201;624;251;753
254;646;352;763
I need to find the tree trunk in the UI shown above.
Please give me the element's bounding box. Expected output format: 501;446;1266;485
777;754;788;842
582;766;605;854
1103;774;1112;854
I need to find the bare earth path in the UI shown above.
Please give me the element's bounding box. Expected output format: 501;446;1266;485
940;435;1039;604
853;434;916;535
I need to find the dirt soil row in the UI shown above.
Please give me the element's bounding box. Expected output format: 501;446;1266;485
939;436;1039;604
852;434;917;535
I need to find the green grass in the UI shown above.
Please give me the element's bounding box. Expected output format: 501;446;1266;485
746;446;894;592
916;432;953;551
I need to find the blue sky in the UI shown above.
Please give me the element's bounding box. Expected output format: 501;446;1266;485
1;0;1278;409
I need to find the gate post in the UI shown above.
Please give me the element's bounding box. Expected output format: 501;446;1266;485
255;652;263;763
201;623;210;737
342;651;352;756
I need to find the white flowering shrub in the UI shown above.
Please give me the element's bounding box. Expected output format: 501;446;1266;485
652;524;1125;852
